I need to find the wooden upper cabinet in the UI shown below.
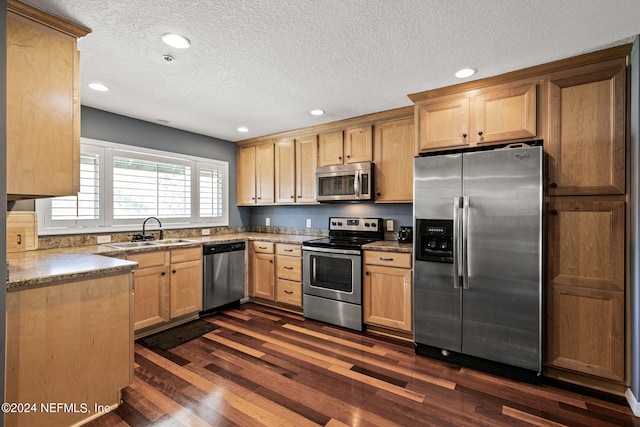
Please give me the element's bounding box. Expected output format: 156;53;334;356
237;143;275;205
275;138;296;203
546;58;627;196
374;117;414;202
318;127;372;167
7;1;90;200
295;135;318;203
318;131;345;167
344;126;373;163
416;81;537;153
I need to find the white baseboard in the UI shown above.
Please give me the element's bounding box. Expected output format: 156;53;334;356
626;388;640;417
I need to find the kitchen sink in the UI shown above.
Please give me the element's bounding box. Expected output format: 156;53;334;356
105;241;159;248
152;238;197;244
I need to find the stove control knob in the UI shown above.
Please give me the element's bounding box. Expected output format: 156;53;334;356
331;221;337;226
337;222;343;226
364;222;370;227
370;223;377;228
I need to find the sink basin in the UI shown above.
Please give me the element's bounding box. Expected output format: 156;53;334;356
152;238;197;244
105;241;159;248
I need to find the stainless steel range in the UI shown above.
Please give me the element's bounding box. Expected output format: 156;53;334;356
302;217;383;331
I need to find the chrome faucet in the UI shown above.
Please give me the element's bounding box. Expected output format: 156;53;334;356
139;216;163;241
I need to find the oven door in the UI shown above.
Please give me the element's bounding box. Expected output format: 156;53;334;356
302;247;362;304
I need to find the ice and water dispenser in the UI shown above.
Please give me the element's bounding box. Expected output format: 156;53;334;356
415;219;454;263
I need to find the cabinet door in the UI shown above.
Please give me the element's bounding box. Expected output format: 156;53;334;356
546;283;624;381
318;131;344;167
548;200;624;292
295;135;318;203
470;82;537;144
237;146;256;205
373;117;414;202
7;13;81;199
416;96;469;152
256;143;275;204
344;126;373;164
132;265;169;330
363;265;412;332
170;259;203;318
251;253;275;300
546;59;626;195
275;138;296;203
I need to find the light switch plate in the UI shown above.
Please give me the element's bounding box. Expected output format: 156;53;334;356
201;229;210;236
306;219;312;228
266;217;271;226
386;219;394;231
96;235;111;244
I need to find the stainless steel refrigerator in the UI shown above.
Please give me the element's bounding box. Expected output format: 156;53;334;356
413;144;542;383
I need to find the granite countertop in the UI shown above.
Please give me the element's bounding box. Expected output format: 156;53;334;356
362;240;413;253
6;232;320;291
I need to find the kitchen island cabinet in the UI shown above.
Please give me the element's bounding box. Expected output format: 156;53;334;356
7;0;90;200
363;249;413;340
5;270;133;427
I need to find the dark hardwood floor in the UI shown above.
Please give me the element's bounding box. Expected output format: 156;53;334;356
88;303;639;426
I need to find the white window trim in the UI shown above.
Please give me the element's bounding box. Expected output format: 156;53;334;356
36;137;229;236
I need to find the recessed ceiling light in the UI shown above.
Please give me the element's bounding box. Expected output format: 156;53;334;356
161;33;191;49
88;82;109;92
455;68;477;79
310;109;325;116
237;127;249;133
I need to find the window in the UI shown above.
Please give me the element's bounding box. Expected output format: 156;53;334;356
37;138;229;234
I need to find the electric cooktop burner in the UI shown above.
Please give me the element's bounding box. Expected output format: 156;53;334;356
303;217;384;250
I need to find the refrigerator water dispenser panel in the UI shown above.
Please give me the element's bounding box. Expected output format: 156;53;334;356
416;219;453;263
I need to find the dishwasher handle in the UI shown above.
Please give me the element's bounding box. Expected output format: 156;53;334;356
203;241;246;255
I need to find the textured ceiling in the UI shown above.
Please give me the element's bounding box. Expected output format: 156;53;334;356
18;0;640;142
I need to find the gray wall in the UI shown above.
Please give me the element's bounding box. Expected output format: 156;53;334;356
630;36;639;401
1;0;7;419
81;106;249;227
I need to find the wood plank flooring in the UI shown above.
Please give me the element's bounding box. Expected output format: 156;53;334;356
87;303;639;426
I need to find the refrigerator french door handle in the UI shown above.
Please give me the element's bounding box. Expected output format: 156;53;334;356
453;197;461;289
354;170;361;199
462;196;470;290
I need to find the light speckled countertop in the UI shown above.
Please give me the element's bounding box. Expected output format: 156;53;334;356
7;233;413;291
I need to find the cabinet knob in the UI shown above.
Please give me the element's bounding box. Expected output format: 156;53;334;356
172;269;177;274
269;260;273;264
251;197;255;200
376;192;381;196
290;195;294;199
298;194;302;198
347;155;351;159
365;271;370;275
478;131;483;136
339;156;343;160
550;209;558;215
550;182;557;188
161;272;166;276
462;133;467;138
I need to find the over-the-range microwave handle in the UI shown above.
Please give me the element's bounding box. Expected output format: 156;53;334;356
354;170;361;199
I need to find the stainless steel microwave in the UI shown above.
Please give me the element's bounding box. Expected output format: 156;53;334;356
316;162;373;202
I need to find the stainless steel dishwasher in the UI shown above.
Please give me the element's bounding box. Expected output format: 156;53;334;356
201;241;246;315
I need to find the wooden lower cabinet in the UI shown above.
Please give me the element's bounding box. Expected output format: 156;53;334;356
275;243;302;307
545;199;625;383
5;272;133;426
363;250;413;333
128;247;202;332
250;241;275;300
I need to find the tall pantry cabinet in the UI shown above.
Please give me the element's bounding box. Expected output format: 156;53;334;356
6;0;90;200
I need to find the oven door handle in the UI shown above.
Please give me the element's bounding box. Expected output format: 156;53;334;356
303;246;361;256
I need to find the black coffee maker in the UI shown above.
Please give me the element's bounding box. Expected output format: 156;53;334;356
397;226;413;243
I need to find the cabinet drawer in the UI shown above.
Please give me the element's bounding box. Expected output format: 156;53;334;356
171;246;202;263
252;241;274;254
276;256;302;281
276;279;302;306
364;251;412;268
276;243;302;257
127;251;168;269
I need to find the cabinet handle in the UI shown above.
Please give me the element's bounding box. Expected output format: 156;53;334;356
379;257;394;262
284;249;293;252
550;209;558;215
284;290;294;295
550;182;557;188
284;266;294;270
16;234;22;245
259;246;268;249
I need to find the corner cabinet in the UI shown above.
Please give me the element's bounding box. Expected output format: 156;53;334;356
7;0;91;200
415;81;537;153
363;250;413;335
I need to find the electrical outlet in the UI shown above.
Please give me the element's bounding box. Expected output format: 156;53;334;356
306;219;312;228
96;235;111;244
266;217;270;226
201;229;210;236
386;219;394;231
